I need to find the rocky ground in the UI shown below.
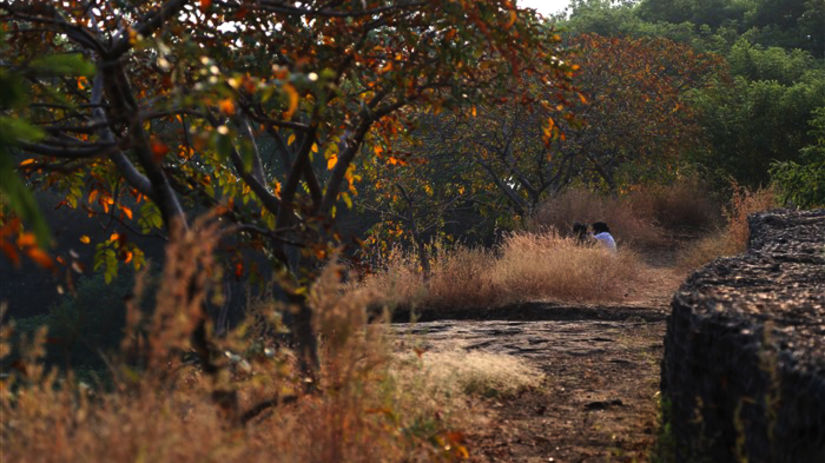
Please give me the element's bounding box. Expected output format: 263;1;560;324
394;307;668;462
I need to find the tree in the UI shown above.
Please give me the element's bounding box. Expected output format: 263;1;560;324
689;70;825;188
0;29;94;269
556;33;724;192
360;33;722;255
770;106;825;208
1;0;568;382
357;63;580;265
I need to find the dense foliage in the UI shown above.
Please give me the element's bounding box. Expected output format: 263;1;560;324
562;0;825;191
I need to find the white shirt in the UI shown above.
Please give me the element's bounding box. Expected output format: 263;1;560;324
593;232;617;253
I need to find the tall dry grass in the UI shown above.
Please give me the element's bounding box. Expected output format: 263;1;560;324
530;187;666;248
358;230;652;310
677;183;778;271
531;180;722;250
493;231;647;303
625;178;721;232
0;215;477;462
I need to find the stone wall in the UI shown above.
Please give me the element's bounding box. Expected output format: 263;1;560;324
661;209;825;462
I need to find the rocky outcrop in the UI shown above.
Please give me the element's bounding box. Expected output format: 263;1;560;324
662;209;825;462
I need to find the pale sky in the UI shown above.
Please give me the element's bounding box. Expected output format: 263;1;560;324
518;0;572;16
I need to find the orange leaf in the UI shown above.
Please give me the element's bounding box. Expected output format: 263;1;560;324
282;83;299;120
234;261;243;278
79;235;91;244
504;10;517;29
17;233;37;247
121;206;133;220
218;98;235;115
327;154;337;170
19;158;35;167
151;138;170;160
123;250;133;264
109;233;120;242
0;241;20;267
25;247;54;270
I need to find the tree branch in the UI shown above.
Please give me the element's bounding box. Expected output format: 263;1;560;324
319;98;406;215
108;0;190;58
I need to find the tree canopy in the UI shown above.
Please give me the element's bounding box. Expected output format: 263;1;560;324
0;0;574;380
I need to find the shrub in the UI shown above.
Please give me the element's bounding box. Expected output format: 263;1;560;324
724;182;778;250
770;107;825;208
7;269;150;374
627;178;722;232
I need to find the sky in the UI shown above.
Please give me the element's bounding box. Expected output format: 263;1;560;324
517;0;572;16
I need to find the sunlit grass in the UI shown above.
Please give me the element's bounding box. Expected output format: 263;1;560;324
357;230;653;310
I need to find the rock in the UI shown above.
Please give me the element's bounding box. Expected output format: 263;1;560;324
662;209;825;463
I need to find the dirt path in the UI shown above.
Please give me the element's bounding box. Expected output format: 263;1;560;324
394;305;669;462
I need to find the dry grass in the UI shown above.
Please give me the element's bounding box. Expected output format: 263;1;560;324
626;178;721;232
530;187;665;248
492;231;648;304
531;180;723;250
395;350;545;399
358;230;652;310
0;216;476;463
677;183;778;271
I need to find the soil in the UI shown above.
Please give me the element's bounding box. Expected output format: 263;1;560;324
392;251;686;462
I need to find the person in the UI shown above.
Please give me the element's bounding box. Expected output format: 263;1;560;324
591;221;617;253
572;222;589;245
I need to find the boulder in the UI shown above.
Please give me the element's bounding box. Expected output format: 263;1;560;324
662;209;825;462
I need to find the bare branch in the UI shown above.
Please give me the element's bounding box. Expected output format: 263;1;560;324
18;140;117;159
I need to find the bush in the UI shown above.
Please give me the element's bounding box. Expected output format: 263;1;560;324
8;269;154;372
769;107;825;208
627;178;722;232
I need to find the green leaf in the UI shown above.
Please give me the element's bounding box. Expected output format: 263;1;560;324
341;192;353;209
28;53;96;77
216;133;233;160
138;202;163;233
0;116;45;142
0;71;27;109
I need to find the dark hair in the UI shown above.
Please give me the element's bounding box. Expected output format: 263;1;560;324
572;223;588;243
592;221;610;234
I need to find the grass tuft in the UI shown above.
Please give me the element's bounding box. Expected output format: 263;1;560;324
397;350;545;399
